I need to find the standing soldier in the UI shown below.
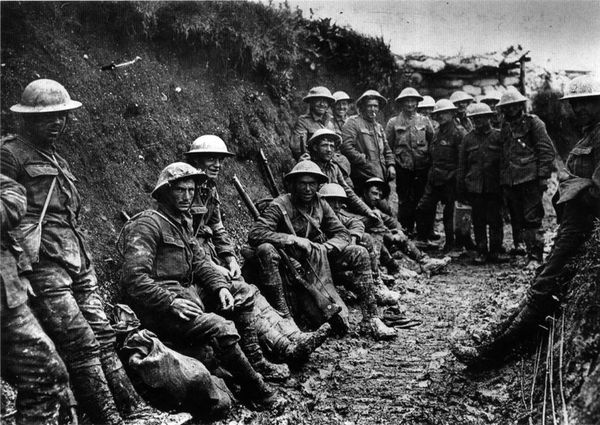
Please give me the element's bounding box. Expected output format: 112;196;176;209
479;91;502;129
290;86;336;161
1;174;71;425
331;91;353;182
341;90;396;194
497;87;556;267
416;99;467;251
454;75;600;367
456;103;508;264
1;79;152;425
417;95;439;134
119;163;281;408
184;135;330;368
248;161;397;340
385;87;435;236
450;90;475;133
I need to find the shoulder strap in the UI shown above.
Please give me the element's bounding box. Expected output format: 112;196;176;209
36;177;57;228
273;201;297;237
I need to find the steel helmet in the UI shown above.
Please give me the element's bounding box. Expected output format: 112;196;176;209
284;160;329;185
319;183;347;199
10;79;82;114
560;75;600;101
449;91;474;105
185;135;234;157
302;86;335;104
480;91;501;104
355;89;387;107
307;128;342;149
417;95;435;109
333;91;352;103
395;87;423;103
466;103;495;117
152;162;207;199
496;87;527;107
364;177;391;198
431;99;457;114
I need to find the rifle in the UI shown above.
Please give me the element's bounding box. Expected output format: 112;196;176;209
259;148;279;198
232;175;341;321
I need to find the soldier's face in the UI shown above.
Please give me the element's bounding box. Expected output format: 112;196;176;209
502;103;523;118
24;112;68;145
401;98;418;113
454;100;471;113
362;99;380;121
364;186;381;207
334;101;349;118
433;111;453;125
192;155;225;180
168;179;196;212
472;115;491;130
310;98;330;117
481;100;498;112
314;139;336;162
326;198;344;212
569;98;600;126
418;107;433;117
293;175;319;203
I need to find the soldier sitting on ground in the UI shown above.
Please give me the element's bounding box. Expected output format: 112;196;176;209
453;75;600;368
183;135;331;366
248;160;397;340
118;162;282;409
361;177;450;276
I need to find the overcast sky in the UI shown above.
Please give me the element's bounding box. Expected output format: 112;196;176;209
274;0;600;73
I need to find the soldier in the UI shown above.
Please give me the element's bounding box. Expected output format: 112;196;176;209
416;99;467;251
453;75;600;368
1;79;151;425
497;87;556;267
450;90;475;133
331;91;353;181
457;103;508;264
248;161;397;340
184;135;330;366
118;162;280;408
479;91;502;129
361;177;450;275
341;90;396;194
290;86;336;161
1;174;71;425
417;95;439;134
385;87;435;235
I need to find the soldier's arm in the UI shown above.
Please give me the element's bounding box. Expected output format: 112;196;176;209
190;239;230;295
532;116;556;179
321;200;350;252
384;117;395;150
0;148;21;181
456;134;468;195
342;214;365;240
120;217;178;312
248;202;294;248
425;117;435;144
0;174;27;230
382;128;396;168
341;119;368;166
290;117;308;161
335;167;371;216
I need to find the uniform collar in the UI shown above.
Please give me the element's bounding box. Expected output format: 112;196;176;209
157;202;193;232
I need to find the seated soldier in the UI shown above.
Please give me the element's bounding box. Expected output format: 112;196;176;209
248;160;397;340
362;177;450;275
118;162;281;409
183;135;331;365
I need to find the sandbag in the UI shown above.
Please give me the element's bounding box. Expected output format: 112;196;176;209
122;329;233;419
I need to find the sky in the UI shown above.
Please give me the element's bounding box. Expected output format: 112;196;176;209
274;0;600;73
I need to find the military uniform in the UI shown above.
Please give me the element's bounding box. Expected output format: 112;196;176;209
341;114;395;191
290;113;335;160
457;127;504;256
456;115;474;133
331;115;353;179
385;111;435;232
416;120;467;244
1;136;141;425
500;114;556;261
1;174;69;425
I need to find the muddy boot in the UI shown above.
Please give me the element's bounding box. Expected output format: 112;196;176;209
374;280;401;306
452;304;547;369
69;362;123;425
285;322;332;364
219;344;282;410
360;318;397;341
236;312;290;382
420;256;451;274
101;352;147;418
261;283;292;318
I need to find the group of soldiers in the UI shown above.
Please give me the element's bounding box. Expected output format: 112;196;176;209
1;72;599;423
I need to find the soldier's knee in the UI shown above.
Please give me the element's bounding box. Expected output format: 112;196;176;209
256;243;280;263
345;245;371;268
207;314;240;352
231;281;257;310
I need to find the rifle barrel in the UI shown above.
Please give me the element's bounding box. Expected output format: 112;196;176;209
232;175;260;220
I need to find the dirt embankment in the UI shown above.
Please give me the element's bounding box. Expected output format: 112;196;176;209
1;2;598;424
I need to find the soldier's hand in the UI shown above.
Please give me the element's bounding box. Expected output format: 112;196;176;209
351;235;358;245
387;165;396;181
291;235;312;254
213;263;231;279
367;209;383;223
218;288;235;312
170;298;202;321
539;179;548;193
225;256;242;280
